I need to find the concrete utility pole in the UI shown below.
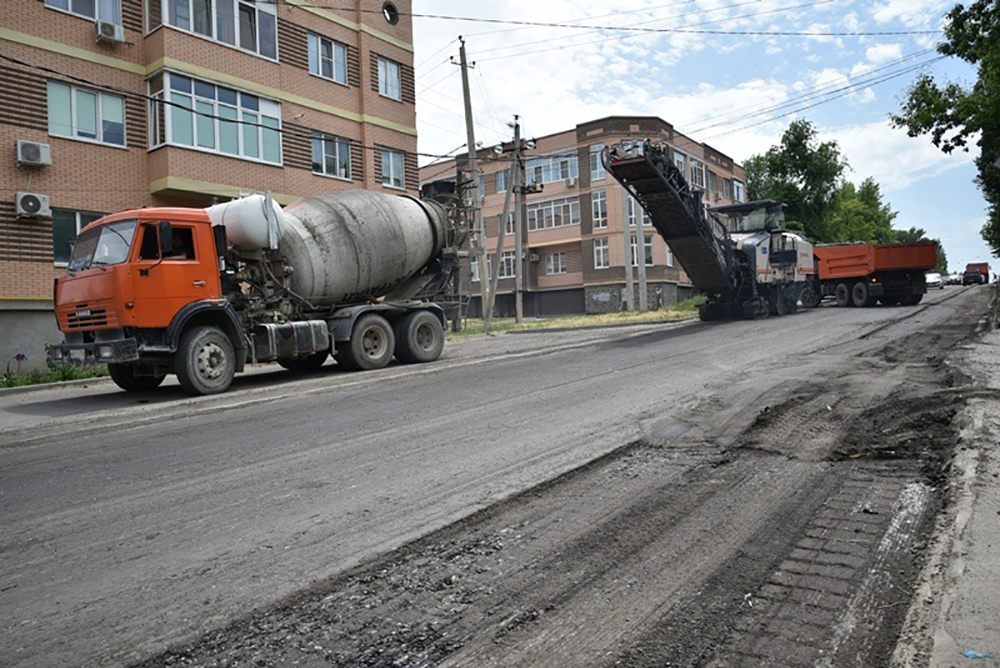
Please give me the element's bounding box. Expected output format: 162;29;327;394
636;205;648;312
457;37;488;319
515;138;530;323
622;194;635;311
484;118;520;331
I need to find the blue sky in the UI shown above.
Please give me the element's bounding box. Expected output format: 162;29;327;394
412;0;996;274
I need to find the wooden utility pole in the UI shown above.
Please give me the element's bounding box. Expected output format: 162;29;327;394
457;37;488;319
484;118;520;331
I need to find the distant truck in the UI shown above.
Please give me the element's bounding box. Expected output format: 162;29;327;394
50;190;462;395
801;241;938;307
963;262;990;285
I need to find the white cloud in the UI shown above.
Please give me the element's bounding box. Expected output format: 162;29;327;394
865;43;903;65
871;0;950;27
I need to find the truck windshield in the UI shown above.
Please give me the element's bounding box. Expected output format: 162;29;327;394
724;207;787;233
68;219;138;272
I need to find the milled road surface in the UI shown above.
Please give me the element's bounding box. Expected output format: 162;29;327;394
0;286;990;667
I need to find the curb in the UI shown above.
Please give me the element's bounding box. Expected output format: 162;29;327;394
0;375;113;397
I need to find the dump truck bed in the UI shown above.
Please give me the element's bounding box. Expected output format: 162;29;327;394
814;242;937;281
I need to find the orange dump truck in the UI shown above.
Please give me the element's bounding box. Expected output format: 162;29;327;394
804;241;938;308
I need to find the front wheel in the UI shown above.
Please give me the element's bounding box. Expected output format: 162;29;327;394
394;311;444;364
108;363;165;392
799;285;820;309
335;314;395;371
175;325;236;395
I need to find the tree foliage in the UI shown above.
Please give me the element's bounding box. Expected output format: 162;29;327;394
744;119;848;242
827;178;898;244
890;0;1000;256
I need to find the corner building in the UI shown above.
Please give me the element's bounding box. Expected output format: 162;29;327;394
0;0;418;368
419;116;749;317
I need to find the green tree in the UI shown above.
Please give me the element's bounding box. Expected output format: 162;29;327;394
826;178;899;243
890;0;1000;256
888;227;949;273
744;119;848;242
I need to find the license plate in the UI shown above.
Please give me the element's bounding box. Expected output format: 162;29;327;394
69;349;85;361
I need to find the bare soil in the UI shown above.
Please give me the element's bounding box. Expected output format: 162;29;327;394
136;295;990;668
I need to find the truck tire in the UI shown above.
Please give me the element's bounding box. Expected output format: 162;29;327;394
835;283;852;307
278;351;329;372
799;285;820;309
335;314;395;371
394;310;444;364
175;325;236;395
901;293;923;306
851;282;872;307
108;363;165;392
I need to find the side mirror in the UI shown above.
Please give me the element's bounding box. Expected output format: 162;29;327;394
158;221;173;257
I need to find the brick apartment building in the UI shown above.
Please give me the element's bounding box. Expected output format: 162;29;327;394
0;0;418;369
419;116;748;318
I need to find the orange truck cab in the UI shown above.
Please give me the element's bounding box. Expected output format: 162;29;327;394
51;208;249;391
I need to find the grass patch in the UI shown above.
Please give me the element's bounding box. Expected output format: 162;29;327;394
450;295;705;337
1;352;109;389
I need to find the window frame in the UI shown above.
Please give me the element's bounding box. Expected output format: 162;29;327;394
627;195;650;227
153;0;278;62
52;209;106;267
589;144;606;181
311;132;352;181
45;0;122;25
308;32;349;86
381;148;406;189
545;251;567;276
148;71;283;166
592;189;607;229
377;56;402;101
690;158;706;189
526;154;579;186
593;236;610;269
526;196;581;231
47;80;127;149
499;251;516;279
733;179;746;202
630;233;654;267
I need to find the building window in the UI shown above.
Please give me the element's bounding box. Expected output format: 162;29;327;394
470;255;481;283
46;0;120;24
48;81;125;147
723;178;733;199
594;237;609;269
53;210;105;266
690;158;706;189
589;144;605;181
526;154;578;186
673;150;686;174
149;72;281;164
308;33;348;84
733;179;746;202
499;251;516;279
497;169;508;193
627;195;650;227
158;0;276;60
631;234;654;267
667;244;674;267
378;57;402;100
381;148;405;189
312;133;351;180
527;196;581;231
545;251;567;275
708;170;718;195
592;189;607;229
497;212;515;236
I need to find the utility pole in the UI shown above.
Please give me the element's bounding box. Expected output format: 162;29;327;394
636;208;648;312
622;196;635;311
485;118;520;331
457;36;488;320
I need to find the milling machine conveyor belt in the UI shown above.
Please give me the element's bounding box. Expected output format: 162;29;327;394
605;143;737;295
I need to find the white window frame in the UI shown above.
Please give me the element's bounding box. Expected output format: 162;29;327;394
631;234;654;267
308;33;348;85
498;212;515;236
690;158;706;189
589;144;606;181
52;209;106;267
497;169;508;193
627;195;650;227
149;71;282;165
594;237;609;269
733;179;746;202
723;178;733;200
470;255;481;283
673;149;686;174
526;154;579;186
45;0;121;25
545;251;567;275
156;0;278;61
499;251;516;279
527;196;581;231
667;244;674;267
378;57;402;101
312;132;351;180
47;81;127;148
592;189;607;229
381;148;405;189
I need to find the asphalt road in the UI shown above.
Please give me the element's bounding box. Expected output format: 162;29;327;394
0;286;986;667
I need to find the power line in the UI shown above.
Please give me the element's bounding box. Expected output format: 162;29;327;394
461;0;700;38
0;53;456;162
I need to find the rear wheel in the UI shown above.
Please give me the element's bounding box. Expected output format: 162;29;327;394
335;314;395;371
278;350;329;372
900;292;924;306
108;363;165;392
394;311;444;364
851;282;874;308
835;283;852;307
175;325;236;396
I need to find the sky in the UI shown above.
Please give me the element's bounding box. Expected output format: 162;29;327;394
410;0;996;274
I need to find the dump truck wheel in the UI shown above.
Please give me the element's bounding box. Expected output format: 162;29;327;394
337;314;395;371
851;282;872;308
835;283;852;307
108;363;165;392
175;325;235;395
394;311;444;364
278;351;329;372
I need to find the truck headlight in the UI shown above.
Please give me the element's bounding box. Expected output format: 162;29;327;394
99;345;114;360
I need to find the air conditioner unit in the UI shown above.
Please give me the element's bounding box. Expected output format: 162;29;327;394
528;252;540;262
16;140;52;167
95;20;126;44
564;177;577;188
15;192;52;219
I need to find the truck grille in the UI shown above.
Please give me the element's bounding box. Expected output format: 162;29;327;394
59;300;120;330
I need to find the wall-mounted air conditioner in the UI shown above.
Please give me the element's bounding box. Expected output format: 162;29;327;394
564;177;577;188
95;20;126;44
16;140;52;167
15;192;52;218
528;252;540;262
